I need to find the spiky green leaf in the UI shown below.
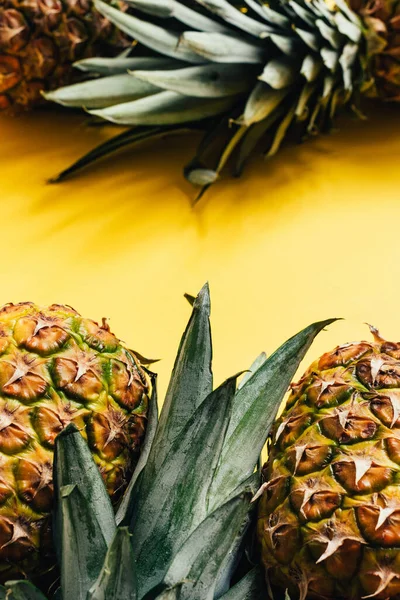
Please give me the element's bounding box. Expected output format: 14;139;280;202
240;82;289;126
259;58;299;89
89;91;237;125
238;352;267;390
146;494;253;600
53;425;116;600
180;32;266;64
125;0;231;33
146;283;213;472
245;0;289;27
116;373;158;526
3;582;47;600
94;0;206;63
87;528;137;600
193;0;272;36
74;57;182;76
219;567;266;600
44;74;160;109
208;319;338;507
131;376;238;597
132;64;258;98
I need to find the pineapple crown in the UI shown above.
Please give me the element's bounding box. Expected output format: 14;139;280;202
0;285;336;600
45;0;399;196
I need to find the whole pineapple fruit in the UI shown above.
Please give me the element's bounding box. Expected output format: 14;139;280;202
0;301;149;584
0;0;128;112
258;327;400;600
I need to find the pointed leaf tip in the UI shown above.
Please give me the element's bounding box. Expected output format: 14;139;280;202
194;282;210;311
207;317;340;506
55;422;80;440
184;293;196;307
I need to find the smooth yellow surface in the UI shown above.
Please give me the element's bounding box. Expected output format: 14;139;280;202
1;105;400;399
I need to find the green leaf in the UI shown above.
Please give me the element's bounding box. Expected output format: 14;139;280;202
87;528;137;600
168;496;252;600
89;91;237;126
239;82;289;126
44;74;160;109
311;0;337;24
270;34;300;57
146;494;253;600
193;0;271;37
4;582;47;600
334;0;363;25
244;0;289;28
180;32;266;64
334;9;362;42
288;0;316;27
50;126;193;184
295;82;318;119
94;0;206;64
208;319;338;508
300;55;322;83
238;352;267;390
116;373;158;526
259;58;299;89
53;425;116;600
212;474;259;597
320;47;339;71
294;27;320;52
146;283;213;472
132;376;238;597
218;567;266;600
235;106;285;174
185;168;219;187
126;0;231;33
58;485;113;600
125;0;174;17
339;43;358;90
315;19;343;50
132;64;257;98
184;293;196;306
74;57;181;76
265;102;296;157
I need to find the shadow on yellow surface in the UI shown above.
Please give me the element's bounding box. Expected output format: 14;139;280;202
1;103;400;397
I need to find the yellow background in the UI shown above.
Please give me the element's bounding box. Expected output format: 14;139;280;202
1;104;399;399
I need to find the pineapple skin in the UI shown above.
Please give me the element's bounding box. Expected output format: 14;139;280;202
0;302;149;583
258;333;400;600
351;0;400;102
0;0;128;112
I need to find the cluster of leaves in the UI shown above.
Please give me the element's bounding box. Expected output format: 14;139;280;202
0;285;335;600
47;0;368;199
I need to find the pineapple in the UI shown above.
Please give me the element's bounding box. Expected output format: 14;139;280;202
0;285;335;599
0;0;128;112
0;301;149;585
45;0;400;193
258;327;400;600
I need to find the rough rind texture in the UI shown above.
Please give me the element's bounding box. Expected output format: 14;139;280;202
258;333;400;600
352;0;400;101
0;0;128;111
0;302;149;583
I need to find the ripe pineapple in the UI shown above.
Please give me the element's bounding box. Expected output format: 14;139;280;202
0;0;128;112
45;0;400;193
0;285;333;600
0;301;149;584
258;327;400;600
